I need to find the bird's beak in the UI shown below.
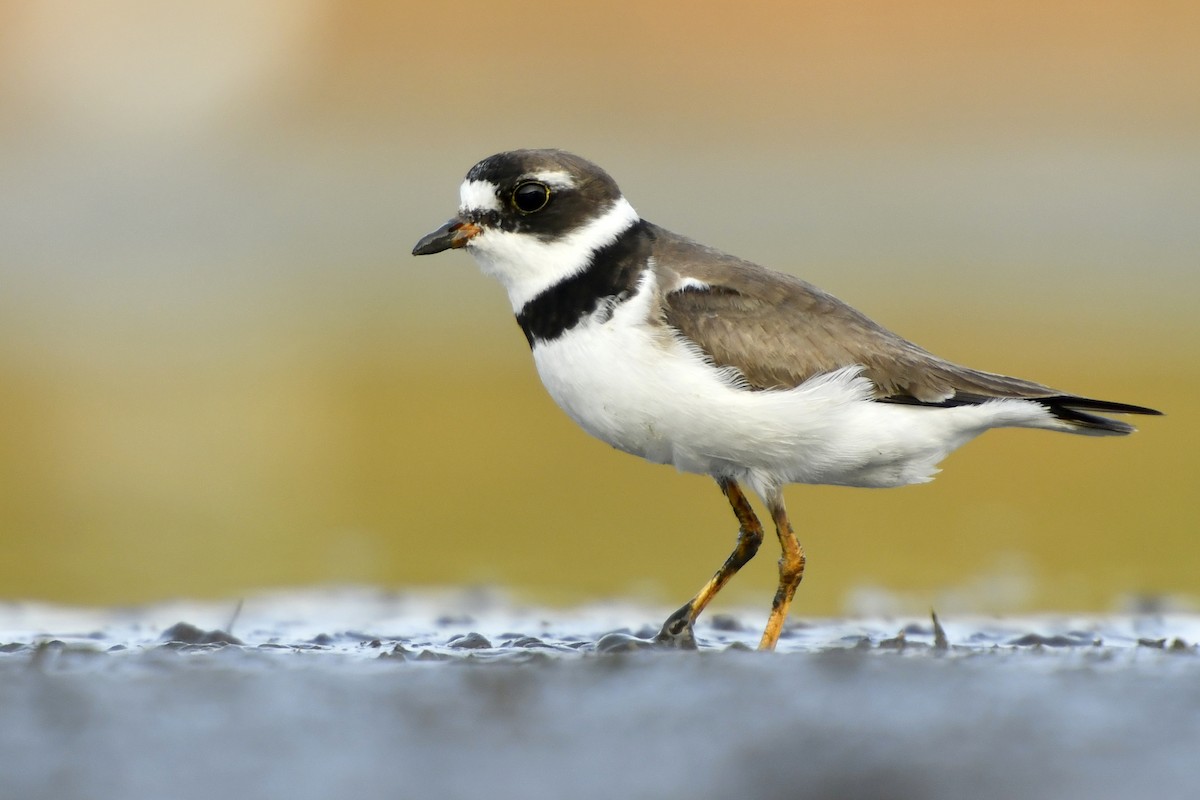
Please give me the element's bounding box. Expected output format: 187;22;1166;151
412;218;481;256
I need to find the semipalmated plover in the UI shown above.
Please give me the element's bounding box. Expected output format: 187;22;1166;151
413;149;1161;650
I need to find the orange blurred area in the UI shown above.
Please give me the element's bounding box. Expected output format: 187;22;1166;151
1;2;1196;613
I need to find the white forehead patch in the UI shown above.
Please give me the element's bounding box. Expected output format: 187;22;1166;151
459;179;501;213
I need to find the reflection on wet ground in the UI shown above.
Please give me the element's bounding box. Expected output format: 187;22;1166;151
2;589;1198;800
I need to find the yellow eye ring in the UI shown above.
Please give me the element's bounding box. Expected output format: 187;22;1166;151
512;181;551;214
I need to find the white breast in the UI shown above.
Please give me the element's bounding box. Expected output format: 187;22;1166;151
530;271;738;469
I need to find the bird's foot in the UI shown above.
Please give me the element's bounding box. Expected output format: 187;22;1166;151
654;603;698;650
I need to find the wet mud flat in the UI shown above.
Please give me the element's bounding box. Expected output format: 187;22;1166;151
2;590;1198;800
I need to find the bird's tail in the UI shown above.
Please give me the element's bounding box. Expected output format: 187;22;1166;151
1034;396;1163;436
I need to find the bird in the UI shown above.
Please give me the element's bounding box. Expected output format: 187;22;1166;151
412;149;1161;651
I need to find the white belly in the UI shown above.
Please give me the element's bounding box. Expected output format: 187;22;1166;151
529;277;1057;495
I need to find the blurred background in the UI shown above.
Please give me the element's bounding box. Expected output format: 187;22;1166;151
0;1;1196;615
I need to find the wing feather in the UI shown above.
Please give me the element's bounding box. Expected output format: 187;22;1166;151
650;224;1058;402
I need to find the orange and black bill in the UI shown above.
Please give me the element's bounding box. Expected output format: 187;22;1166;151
412;218;481;255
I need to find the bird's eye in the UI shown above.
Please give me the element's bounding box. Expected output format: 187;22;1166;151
512;182;551;214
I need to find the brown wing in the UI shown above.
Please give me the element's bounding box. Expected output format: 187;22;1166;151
650;225;1058;402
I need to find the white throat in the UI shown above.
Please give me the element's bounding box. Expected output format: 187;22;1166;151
462;194;641;311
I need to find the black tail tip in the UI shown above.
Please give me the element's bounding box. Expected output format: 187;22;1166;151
1041;395;1162;436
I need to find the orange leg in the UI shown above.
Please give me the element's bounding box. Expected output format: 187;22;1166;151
758;493;806;651
657;478;764;648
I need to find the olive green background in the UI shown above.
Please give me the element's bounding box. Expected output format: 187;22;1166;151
1;2;1196;613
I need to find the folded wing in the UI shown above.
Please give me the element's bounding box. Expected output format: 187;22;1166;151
652;225;1161;435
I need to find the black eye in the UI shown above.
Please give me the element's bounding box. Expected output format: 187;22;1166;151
512;182;551;214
